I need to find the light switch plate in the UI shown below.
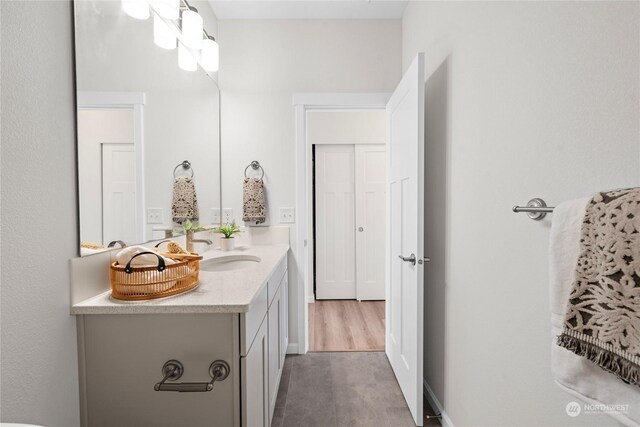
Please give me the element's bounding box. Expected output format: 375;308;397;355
222;208;234;224
211;208;221;224
147;208;163;224
279;207;295;224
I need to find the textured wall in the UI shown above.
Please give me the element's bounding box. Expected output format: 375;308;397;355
1;1;80;425
403;2;640;426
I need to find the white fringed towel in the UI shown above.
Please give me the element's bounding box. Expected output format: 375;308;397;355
550;195;640;426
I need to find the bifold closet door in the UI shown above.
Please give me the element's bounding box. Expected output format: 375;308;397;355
355;145;386;300
315;145;356;300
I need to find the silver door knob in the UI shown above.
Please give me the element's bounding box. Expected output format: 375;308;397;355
398;253;416;266
358;227;364;232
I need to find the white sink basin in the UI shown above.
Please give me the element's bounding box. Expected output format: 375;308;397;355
200;255;262;272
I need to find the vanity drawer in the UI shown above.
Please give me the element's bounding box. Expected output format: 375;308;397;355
240;284;268;356
267;257;287;306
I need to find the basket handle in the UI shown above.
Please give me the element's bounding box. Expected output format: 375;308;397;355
154;240;172;248
124;252;166;274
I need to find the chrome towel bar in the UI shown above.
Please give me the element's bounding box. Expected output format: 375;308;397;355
154;359;230;393
512;198;555;220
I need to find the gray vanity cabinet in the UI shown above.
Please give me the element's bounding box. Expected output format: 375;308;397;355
77;256;288;427
245;259;289;427
242;318;269;427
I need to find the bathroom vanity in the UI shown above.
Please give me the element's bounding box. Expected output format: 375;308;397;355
71;243;289;427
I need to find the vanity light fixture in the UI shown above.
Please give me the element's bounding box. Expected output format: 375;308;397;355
178;42;198;72
153;14;177;50
122;0;149;20
181;6;203;50
152;0;180;20
200;35;219;72
123;0;218;74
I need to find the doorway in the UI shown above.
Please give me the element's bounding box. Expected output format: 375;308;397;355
302;109;387;352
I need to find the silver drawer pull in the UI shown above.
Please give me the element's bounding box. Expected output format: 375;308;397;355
398;254;416;266
154;359;230;392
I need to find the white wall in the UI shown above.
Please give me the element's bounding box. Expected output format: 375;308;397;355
218;19;401;348
1;1;81;425
78;109;134;243
75;0;220;240
403;2;640;426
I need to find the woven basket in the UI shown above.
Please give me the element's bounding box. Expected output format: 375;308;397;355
110;251;201;301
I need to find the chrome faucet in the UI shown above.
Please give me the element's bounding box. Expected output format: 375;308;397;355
186;230;213;253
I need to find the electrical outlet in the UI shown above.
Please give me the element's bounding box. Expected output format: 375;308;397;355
211;208;221;224
147;208;163;224
279;207;295;224
222;208;234;224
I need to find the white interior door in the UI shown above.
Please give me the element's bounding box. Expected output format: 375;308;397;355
355;145;386;301
315;144;356;300
102;143;137;245
385;52;425;425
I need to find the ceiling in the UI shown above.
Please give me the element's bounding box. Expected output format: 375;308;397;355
207;1;409;20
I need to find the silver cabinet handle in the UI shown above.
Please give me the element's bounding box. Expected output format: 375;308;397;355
154;360;230;392
398;254;416;266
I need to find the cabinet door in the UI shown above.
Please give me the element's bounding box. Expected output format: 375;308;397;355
267;287;282;421
242;318;269;427
280;274;288;364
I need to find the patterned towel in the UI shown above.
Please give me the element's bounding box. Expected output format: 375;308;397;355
172;176;199;224
242;177;266;224
557;187;640;387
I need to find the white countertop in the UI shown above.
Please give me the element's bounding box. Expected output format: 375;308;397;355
71;244;289;315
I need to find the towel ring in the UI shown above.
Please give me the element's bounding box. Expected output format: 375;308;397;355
244;160;264;180
174;160;194;179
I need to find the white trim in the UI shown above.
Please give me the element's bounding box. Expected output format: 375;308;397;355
293;92;390;107
423;378;454;427
293;93;391;356
307;296;315;304
77;91;146;244
286;343;299;354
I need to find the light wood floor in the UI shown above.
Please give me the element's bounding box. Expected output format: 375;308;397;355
308;300;385;352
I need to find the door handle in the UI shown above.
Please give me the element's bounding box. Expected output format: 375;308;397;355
398;254;416;266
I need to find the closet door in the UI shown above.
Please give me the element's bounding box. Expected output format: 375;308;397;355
355;145;386;300
315;145;356;300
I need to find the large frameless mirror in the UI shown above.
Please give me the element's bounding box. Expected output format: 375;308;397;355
73;0;220;256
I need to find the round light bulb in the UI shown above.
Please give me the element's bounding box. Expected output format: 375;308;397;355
178;43;198;72
122;0;149;20
152;0;179;20
181;7;203;50
200;37;219;72
153;14;176;50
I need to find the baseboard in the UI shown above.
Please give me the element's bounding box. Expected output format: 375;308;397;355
287;343;299;354
307;295;315;303
423;378;454;427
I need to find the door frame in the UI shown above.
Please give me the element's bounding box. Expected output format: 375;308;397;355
292;93;390;354
77;91;146;243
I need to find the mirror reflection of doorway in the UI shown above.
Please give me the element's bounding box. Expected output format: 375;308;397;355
76;91;145;254
77;106;139;247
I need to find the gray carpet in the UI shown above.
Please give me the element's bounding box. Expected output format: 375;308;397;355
273;352;441;427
